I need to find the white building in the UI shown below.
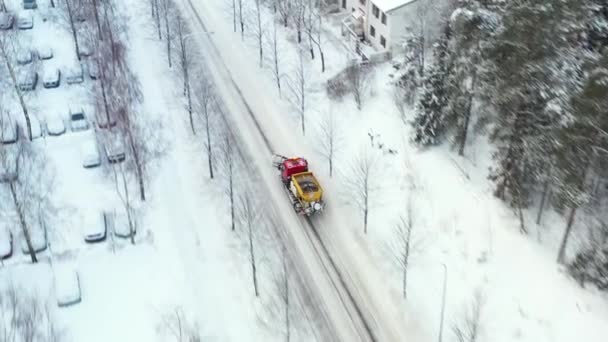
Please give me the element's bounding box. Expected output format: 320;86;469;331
341;0;436;55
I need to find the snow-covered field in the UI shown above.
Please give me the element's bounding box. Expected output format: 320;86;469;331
177;0;608;341
1;0;608;341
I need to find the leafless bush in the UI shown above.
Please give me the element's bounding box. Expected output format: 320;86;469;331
345;62;371;110
452;290;484;342
0;283;64;341
157;306;202;342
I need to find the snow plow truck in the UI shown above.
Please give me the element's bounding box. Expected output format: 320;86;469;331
273;155;325;216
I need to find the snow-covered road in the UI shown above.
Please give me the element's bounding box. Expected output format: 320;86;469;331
175;0;418;341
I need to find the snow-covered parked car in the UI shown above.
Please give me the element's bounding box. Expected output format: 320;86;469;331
0;13;14;30
81;139;101;168
83;212;107;243
20;226;47;255
78;44;92;58
46;115;66;136
105;138;125;163
69;109;89;132
96;113;116;129
111;210;136;239
18;70;37;91
87;59;99;80
65;64;84;84
1;119;18;144
42;68;61;88
54;266;82;307
0;223;13;259
16;49;33;65
38;46;53;60
17;13;33;30
23;0;37;9
29;116;43;139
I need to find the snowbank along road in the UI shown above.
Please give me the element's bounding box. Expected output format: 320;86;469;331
175;0;410;341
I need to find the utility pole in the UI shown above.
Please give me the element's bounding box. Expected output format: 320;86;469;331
438;263;448;342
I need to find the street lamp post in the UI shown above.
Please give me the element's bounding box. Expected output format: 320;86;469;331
438;263;448;342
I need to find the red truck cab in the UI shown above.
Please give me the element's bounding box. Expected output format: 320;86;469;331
280;157;308;183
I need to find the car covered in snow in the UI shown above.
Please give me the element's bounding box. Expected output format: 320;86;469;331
0;13;14;30
23;0;37;10
87;59;99;79
83;212;107;243
96;113;116;129
29;116;43;139
104;138;126;163
20;225;47;255
17;13;33;30
38;46;53;60
42;68;61;88
111;210;136;239
18;70;37;91
16;49;33;65
81;139;101;168
0;223;13;259
46;115;66;136
1;119;18;144
78;44;92;58
65;64;84;84
54;266;81;307
69;109;89;132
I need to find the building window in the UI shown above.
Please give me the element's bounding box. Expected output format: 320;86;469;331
370;25;376;37
342;0;346;9
372;5;379;18
381;13;387;25
359;0;365;5
380;35;386;48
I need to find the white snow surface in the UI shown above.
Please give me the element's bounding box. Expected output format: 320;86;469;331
0;0;607;341
176;0;608;342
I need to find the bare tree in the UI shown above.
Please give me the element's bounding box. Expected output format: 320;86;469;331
452;290;484;342
160;0;174;67
276;0;291;27
391;202;415;298
0;0;6;12
316;108;342;177
0;30;34;140
253;0;264;67
345;150;379;234
174;12;197;134
286;47;308;135
0;284;64;341
266;17;282;94
261;246;293;342
218;131;237;231
239;193;261;297
59;0;83;61
157;306;202;342
392;85;410;125
0;137;55;263
238;0;244;38
149;0;162;39
345;62;371;111
193;76;216;179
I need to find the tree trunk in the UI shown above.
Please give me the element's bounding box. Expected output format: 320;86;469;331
10;183;37;263
205;114;214;179
3;59;33;141
92;0;103;41
65;0;81;61
458;70;477;156
230;169;235;231
557;205;577;264
232;0;236;32
249;224;258;297
284;255;290;342
536;181;550;225
320;52;325;73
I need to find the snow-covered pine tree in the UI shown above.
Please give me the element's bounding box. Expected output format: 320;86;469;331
555;49;608;264
411;28;450;146
443;0;500;156
484;0;589;234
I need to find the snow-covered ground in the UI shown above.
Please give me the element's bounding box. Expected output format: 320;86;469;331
177;0;608;341
2;0;608;341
